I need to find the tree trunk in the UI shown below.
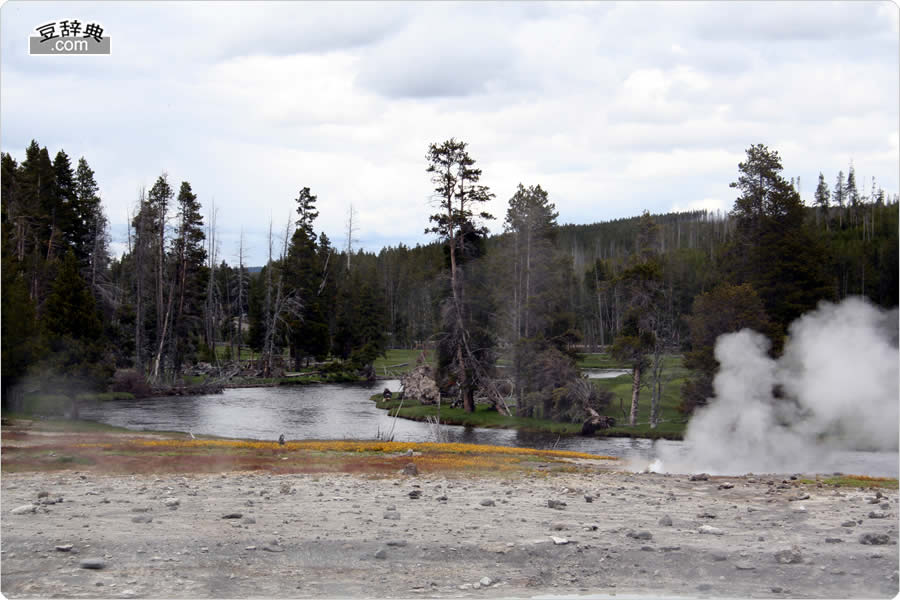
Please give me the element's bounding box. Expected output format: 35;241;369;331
629;364;641;427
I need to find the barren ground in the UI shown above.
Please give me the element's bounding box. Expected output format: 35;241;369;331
1;428;898;599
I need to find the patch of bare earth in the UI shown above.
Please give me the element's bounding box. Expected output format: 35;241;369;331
1;427;898;598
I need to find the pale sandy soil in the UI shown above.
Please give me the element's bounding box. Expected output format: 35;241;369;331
2;464;898;599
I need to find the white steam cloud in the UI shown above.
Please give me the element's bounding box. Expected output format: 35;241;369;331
657;297;899;475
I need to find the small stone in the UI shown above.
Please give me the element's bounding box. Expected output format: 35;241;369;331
222;513;243;519
689;473;709;481
480;577;492;586
859;533;889;545
402;463;418;476
868;511;888;519
584;495;593;503
717;482;734;490
164;497;180;507
374;548;388;559
79;558;105;569
245;546;257;551
436;495;448;502
771;586;783;593
658;514;673;527
550;536;568;545
262;545;284;552
696;511;717;519
131;515;153;523
408;490;422;500
480;499;495;507
698;525;724;536
841;520;857;527
383;512;401;520
10;504;36;515
774;546;803;564
627;531;652;541
386;540;407;547
547;499;566;510
734;563;755;570
37;491;49;499
55;544;73;552
825;538;843;543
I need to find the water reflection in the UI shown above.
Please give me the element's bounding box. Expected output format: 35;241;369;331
77;381;898;477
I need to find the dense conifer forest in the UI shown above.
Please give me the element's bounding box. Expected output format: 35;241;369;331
2;139;897;426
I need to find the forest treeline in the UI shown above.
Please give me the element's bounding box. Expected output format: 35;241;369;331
2;139;897;426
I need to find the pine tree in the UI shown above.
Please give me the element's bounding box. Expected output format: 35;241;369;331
425;138;496;412
814;172;830;230
170;181;206;373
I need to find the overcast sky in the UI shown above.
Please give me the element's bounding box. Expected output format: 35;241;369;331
2;1;898;266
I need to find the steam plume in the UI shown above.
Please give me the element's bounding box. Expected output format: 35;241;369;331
658;297;899;475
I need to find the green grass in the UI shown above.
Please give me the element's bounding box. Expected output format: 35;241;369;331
372;349;435;376
74;392;135;402
369;351;691;440
588;354;689;439
374;395;583;435
800;475;899;489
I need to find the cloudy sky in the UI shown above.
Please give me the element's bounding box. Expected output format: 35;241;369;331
2;1;897;266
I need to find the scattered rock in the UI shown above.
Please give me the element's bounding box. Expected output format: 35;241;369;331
10;504;36;515
627;531;652;541
859;533;889;545
547;499;566;510
55;544;73;552
479;499;495;507
689;473;709;481
374;548;388;559
734;563;755;570
717;482;734;490
222;513;243;519
280;483;292;495
383;512;401;521
825;538;843;544
164;497;180;508
550;536;568;545
868;511;888;519
789;493;810;502
131;515;153;524
841;520;857;527
37;491;49;499
774;546;803;564
436;495;448;502
408;490;422;500
771;586;783;593
79;558;106;569
262;545;284;552
584;495;593;503
696;511;716;519
658;514;673;527
698;525;724;536
386;540;408;547
480;577;493;586
402;463;418;476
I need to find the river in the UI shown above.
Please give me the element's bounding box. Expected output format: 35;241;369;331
77;380;899;477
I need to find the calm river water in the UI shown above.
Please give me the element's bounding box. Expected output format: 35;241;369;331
78;380;899;477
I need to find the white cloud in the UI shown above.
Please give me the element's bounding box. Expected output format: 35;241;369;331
1;1;897;265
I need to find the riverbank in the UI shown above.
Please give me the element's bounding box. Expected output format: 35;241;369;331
2;420;897;599
373;395;686;440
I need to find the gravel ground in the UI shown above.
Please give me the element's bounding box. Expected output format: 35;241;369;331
1;466;898;599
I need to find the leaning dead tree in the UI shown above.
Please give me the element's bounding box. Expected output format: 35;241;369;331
261;215;303;377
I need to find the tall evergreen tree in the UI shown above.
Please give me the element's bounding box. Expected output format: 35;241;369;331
425;138;496;412
814;172;830;230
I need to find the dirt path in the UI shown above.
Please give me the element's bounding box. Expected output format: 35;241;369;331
2;462;898;599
